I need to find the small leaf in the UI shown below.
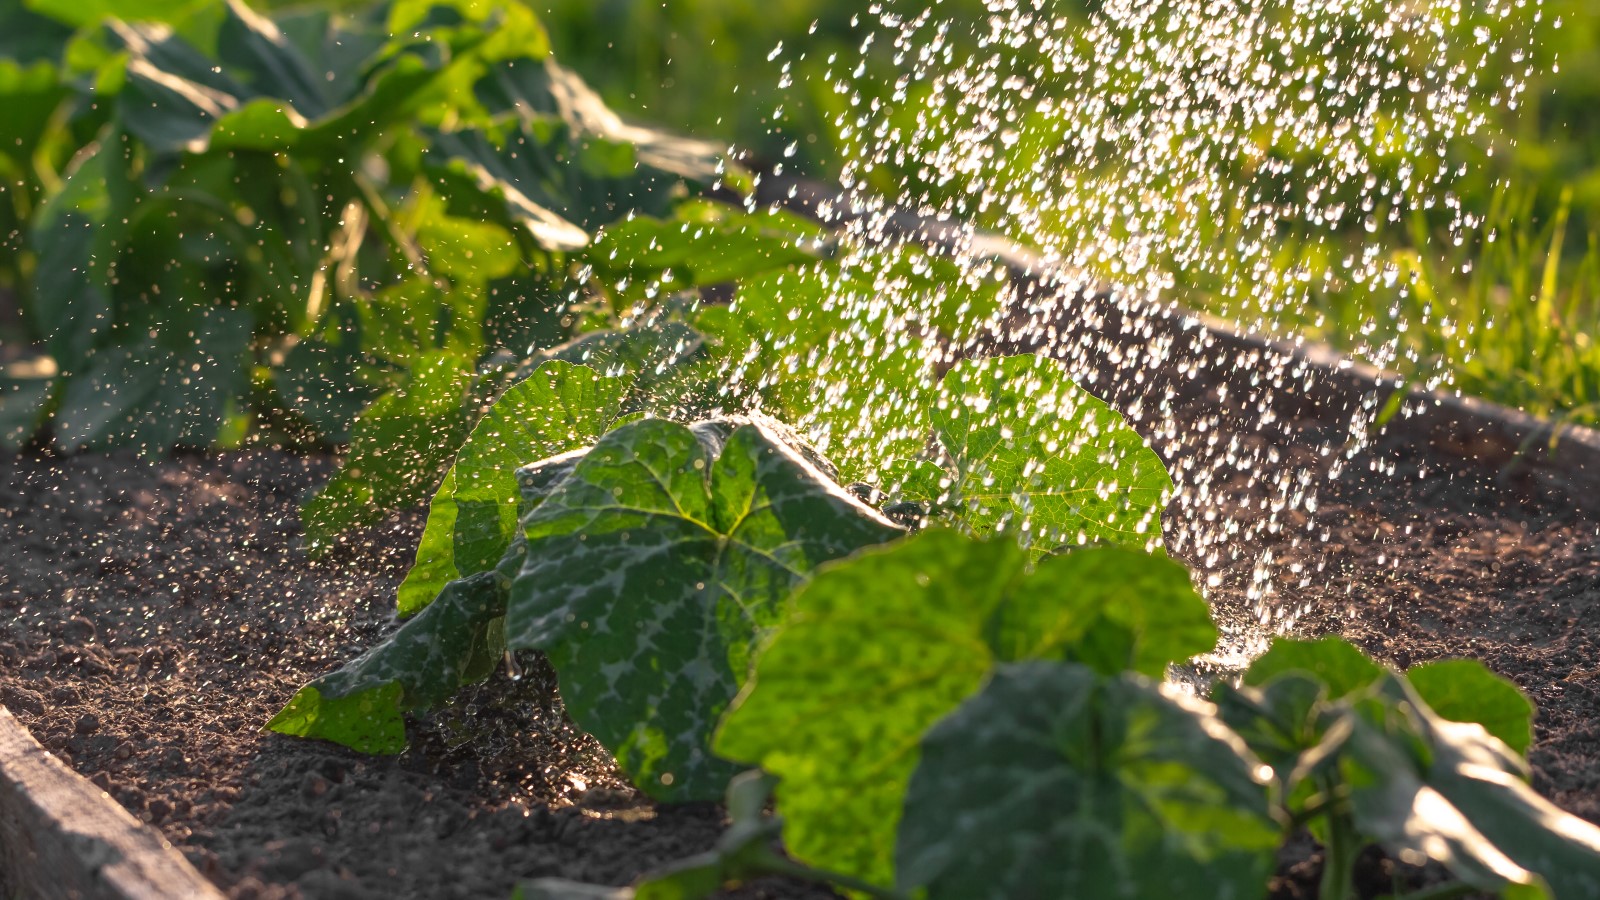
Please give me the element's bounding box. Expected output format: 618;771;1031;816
897;662;1279;900
715;529;1213;888
1240;635;1385;699
508;418;903;800
1405;658;1534;756
267;571;509;754
398;362;629;617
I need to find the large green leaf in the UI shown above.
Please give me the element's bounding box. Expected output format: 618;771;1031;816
423;57;731;252
472;57;723;183
1338;676;1584;899
888;355;1172;556
1239;635;1385;699
506;417;904;801
897;662;1279;900
1405;658;1535;756
94;0;476;157
583;201;824;292
266;569;510;754
353;276;487;369
302;352;477;548
0;4;74;64
524;318;709;414
0;59;70;167
24;0;207;28
27;142;117;366
272;311;398;442
714;528;1214;888
422;113;695;253
693;261;942;477
421;123;591;252
396;362;629;617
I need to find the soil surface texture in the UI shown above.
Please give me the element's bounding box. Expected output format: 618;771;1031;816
3;402;1599;899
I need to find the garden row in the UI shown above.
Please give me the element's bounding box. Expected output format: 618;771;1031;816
261;347;1600;899
3;1;1600;897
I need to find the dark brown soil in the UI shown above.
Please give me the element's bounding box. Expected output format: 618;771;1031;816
2;400;1598;899
0;451;823;899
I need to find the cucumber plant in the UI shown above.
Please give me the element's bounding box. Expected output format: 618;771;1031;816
267;316;1600;899
11;3;1588;896
268;352;1174;791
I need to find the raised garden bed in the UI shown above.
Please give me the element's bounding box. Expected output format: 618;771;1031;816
4;258;1600;896
6;0;1600;893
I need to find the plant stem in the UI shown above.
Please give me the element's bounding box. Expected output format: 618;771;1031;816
1318;781;1361;900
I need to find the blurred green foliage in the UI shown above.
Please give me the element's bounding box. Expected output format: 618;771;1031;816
5;0;1600;463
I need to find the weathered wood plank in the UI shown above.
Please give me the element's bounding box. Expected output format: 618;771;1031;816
0;705;225;900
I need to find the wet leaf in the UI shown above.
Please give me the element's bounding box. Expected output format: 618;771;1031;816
355;277;487;369
473;57;724;182
27;142;117;366
898;662;1279;900
266;570;509;754
526;319;709;413
695;262;941;476
584;201;824;290
273;316;398;442
397;362;629;617
507;418;903;801
423;84;707;253
890;355;1171;557
97;1;469;156
714;529;1213;888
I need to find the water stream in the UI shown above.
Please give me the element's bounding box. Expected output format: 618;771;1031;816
738;0;1548;657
